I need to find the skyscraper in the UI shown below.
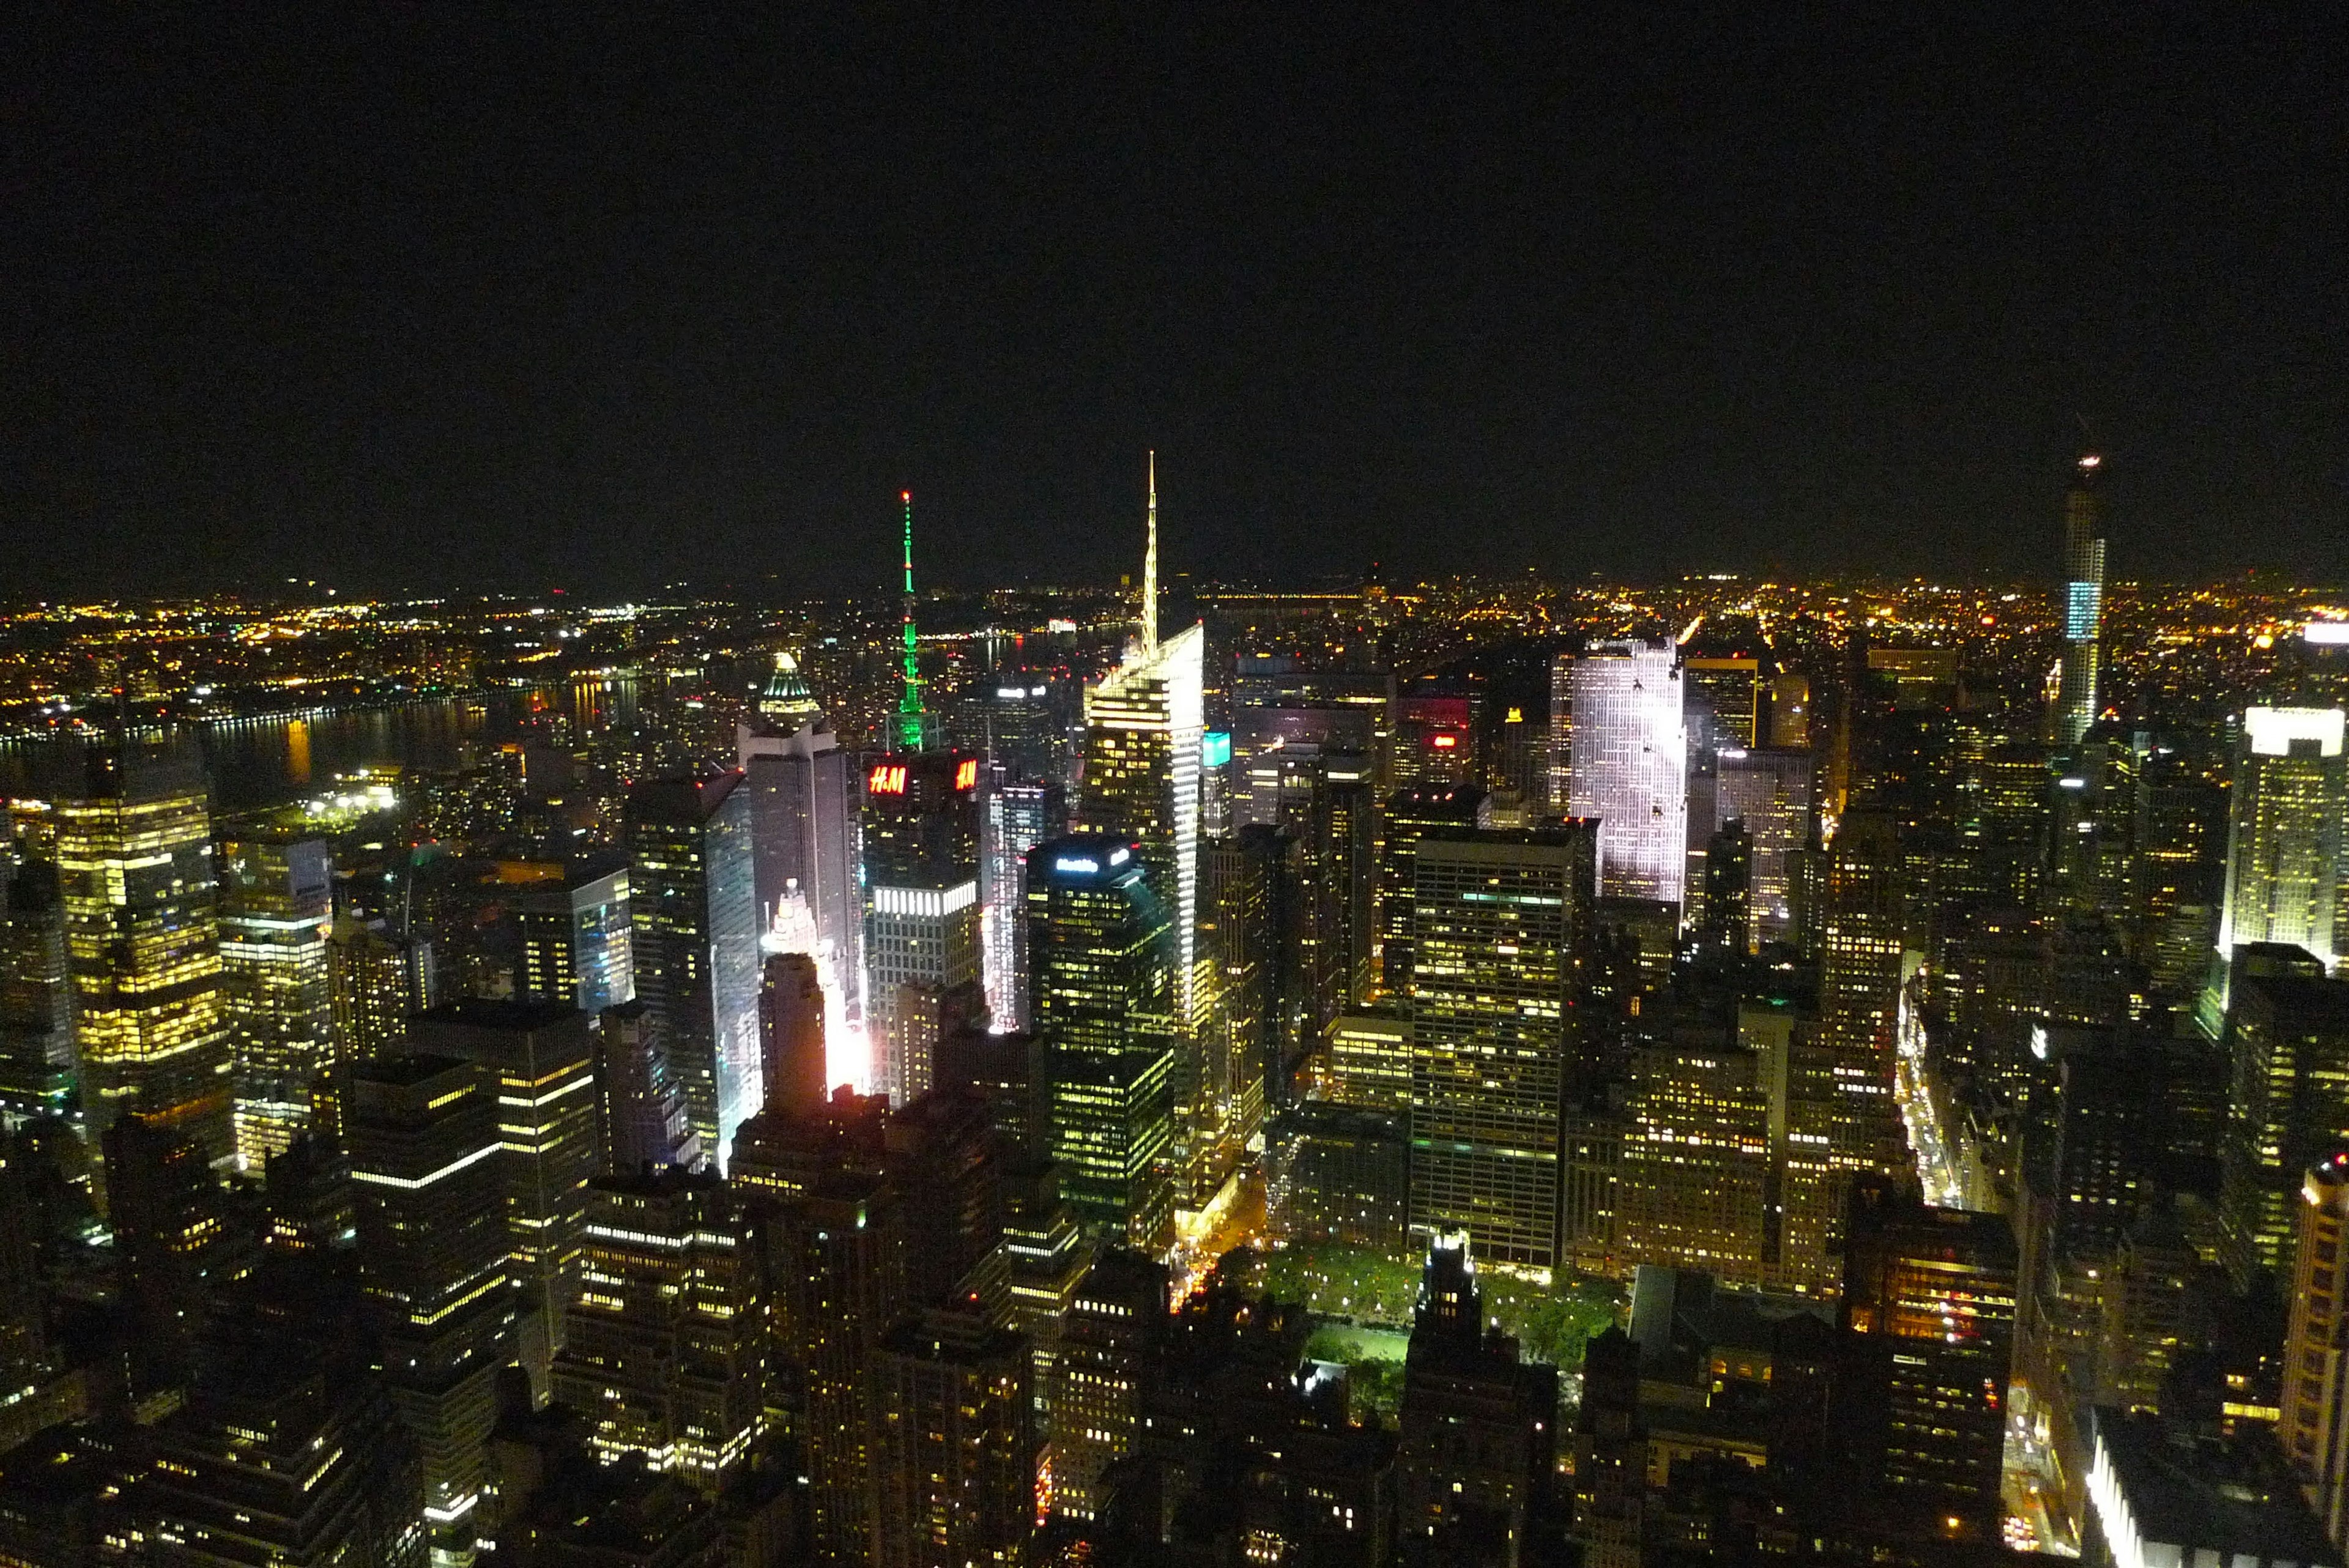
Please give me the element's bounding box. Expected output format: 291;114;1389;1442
625;771;762;1164
981;773;1059;1034
218;833;335;1169
756;951;827;1120
0;850;75;1117
1406;825;1598;1269
1395;1235;1559;1567
2283;1153;2349;1545
1046;1248;1167;1522
411;1001;598;1395
870;1304;1037;1568
894;489;936;752
861;749;984;1105
2055;451;2108;748
1076;456;1204;1027
511;855;634;1016
591;1000;700;1174
346;1054;513;1563
1817;810;1911;1181
44;732;235;1164
1711;747;1815;950
1026;834;1176;1249
737;699;862;1027
2221;973;2349;1287
2219;705;2346;972
552;1166;767;1488
1562;641;1688;908
1840;1180;2018;1542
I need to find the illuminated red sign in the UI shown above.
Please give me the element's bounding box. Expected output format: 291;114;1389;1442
1430;733;1458;749
868;764;908;795
954;759;979;791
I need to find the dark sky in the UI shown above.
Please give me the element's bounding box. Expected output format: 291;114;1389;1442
7;7;2346;598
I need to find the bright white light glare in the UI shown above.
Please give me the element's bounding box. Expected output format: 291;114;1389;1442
2304;622;2349;646
2245;705;2346;758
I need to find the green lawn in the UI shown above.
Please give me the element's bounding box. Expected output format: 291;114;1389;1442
1247;1243;1624;1371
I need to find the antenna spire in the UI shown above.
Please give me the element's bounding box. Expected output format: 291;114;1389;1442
896;489;927;749
1142;450;1159;653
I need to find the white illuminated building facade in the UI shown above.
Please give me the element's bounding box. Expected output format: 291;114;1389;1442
2219;704;2347;972
1565;639;1689;907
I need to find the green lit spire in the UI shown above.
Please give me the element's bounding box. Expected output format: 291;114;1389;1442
895;489;929;750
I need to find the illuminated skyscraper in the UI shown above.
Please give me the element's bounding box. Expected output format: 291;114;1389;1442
1378;786;1485;1000
1817;811;1910;1180
346;1054;513;1562
625;771;762;1165
219;834;335;1169
45;732;234;1164
981;773;1059;1034
737;702;861;1027
511;855;633;1016
2221;973;2349;1287
1840;1180;2018;1541
861;749;984;1104
552;1166;766;1487
1026;834;1176;1249
757;951;827;1119
870;1304;1037;1567
1563;641;1688;907
2055;451;2108;748
1076;456;1204;1027
412;1000;596;1395
1710;748;1815;950
1406;825;1597;1269
1046;1249;1167;1522
2219;706;2346;972
0;851;75;1117
2283;1154;2349;1539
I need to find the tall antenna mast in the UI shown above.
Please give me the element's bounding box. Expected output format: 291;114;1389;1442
1142;450;1159;653
896;489;927;749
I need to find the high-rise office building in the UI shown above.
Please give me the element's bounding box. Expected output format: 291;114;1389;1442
861;749;984;1105
552;1166;766;1488
1076;464;1204;1030
327;913;435;1064
1711;747;1815;950
2284;1153;2349;1549
1768;670;1811;750
346;1055;514;1563
1683;655;1761;749
1562;641;1688;907
0;851;75;1117
870;1304;1036;1568
1840;1180;2018;1541
2222;973;2349;1287
766;1170;908;1566
2219;706;2346;972
511;855;634;1016
1046;1248;1166;1522
590;1000;699;1173
625;771;762;1164
1026;835;1176;1249
756;951;828;1120
45;732;235;1163
981;774;1059;1034
2055;451;2108;748
1406;825;1597;1269
411;1001;597;1394
1376;787;1485;1000
218;834;335;1169
737;703;863;1028
1395;1236;1559;1567
143;1350;425;1568
1817;811;1910;1180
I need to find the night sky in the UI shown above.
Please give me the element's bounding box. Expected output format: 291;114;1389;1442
8;8;2346;598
